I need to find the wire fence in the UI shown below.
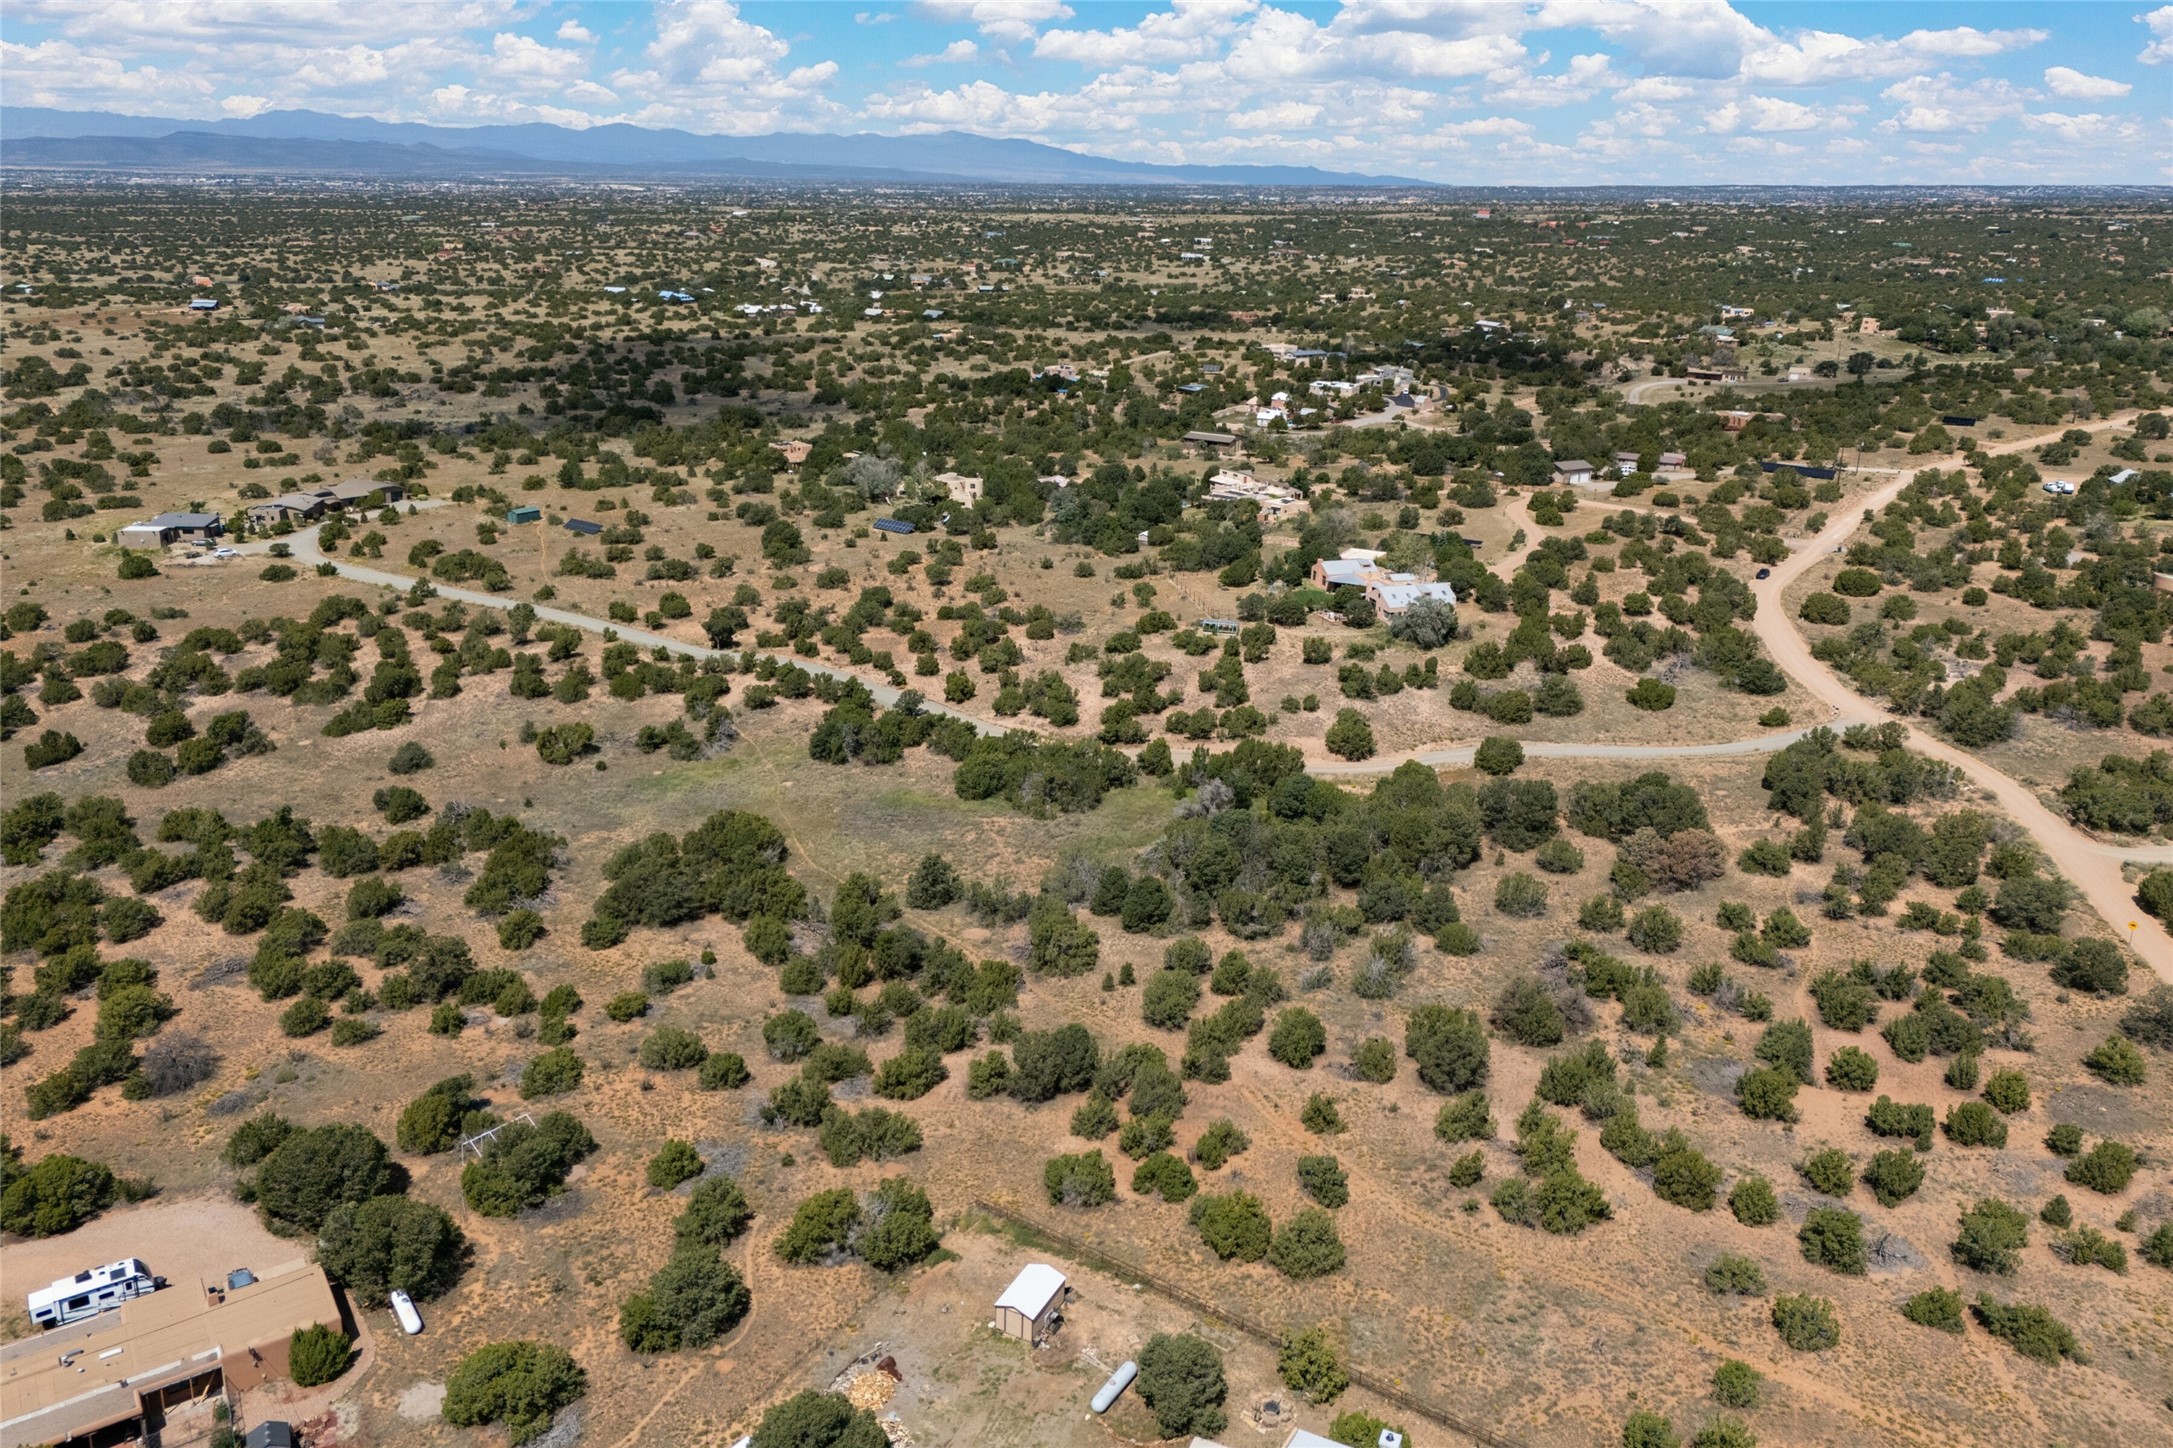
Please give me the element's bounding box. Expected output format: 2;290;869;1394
968;1198;1522;1448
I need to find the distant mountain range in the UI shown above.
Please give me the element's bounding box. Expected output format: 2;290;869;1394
0;107;1430;188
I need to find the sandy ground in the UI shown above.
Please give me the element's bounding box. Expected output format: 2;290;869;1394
785;1222;1469;1448
1;1194;298;1336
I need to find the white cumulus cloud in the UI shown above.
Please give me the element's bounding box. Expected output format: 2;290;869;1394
1880;73;2026;132
862;77;1068;130
2138;5;2173;64
1485;52;1614;107
1436;114;1535;138
1035;0;1253;67
1708;95;1829;133
2021;110;2139;144
607;0;843;131
1742;25;2045;86
484;32;587;84
914;0;1072;43
1532;0;1769;79
903;38;981;66
2044;64;2131;98
1227;99;1323;129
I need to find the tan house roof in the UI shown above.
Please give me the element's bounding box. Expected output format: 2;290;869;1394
1;1262;337;1448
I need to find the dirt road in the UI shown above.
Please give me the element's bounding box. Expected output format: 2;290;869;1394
1486;489;1538;581
1748;412;2173;982
241;532;1002;737
247;416;2171;979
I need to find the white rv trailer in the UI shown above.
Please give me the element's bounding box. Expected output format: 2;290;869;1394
26;1259;164;1328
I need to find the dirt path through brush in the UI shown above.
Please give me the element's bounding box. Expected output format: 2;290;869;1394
243;412;2172;980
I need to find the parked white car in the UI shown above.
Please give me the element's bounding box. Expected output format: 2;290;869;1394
389;1289;423;1335
212;546;238;558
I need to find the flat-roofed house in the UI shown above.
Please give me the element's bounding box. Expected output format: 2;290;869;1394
326;479;405;508
246;492;330;528
0;1262;339;1448
116;512;225;549
936;471;984;506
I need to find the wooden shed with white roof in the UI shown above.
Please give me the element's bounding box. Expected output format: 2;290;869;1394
992;1263;1067;1343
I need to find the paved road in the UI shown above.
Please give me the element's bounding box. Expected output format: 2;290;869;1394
1621;377;1685;406
1339;402;1423;429
250;423;2171;978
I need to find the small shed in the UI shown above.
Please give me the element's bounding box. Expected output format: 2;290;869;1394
993;1263;1066;1342
243;1425;295;1448
1551;459;1595;486
564;518;603;536
505;505;541;524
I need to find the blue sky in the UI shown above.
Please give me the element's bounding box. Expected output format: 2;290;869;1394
4;2;2166;181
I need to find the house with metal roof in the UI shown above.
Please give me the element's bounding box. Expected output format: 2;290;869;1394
1312;557;1372;590
1370;580;1458;616
116;512;225;549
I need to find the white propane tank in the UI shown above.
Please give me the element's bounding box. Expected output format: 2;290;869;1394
1090;1360;1138;1413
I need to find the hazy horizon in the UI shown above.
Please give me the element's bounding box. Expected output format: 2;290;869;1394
3;2;2165;185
